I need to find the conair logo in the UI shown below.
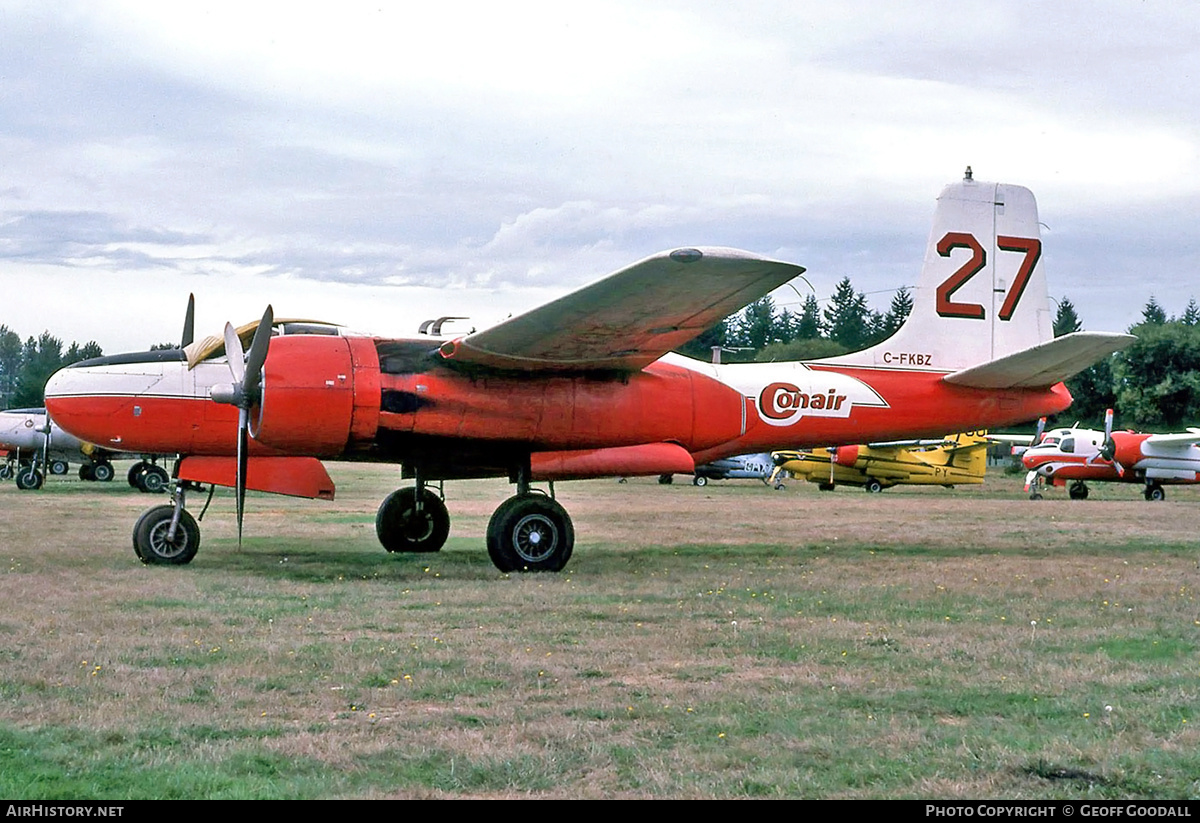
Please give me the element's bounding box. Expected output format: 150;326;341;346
752;373;889;427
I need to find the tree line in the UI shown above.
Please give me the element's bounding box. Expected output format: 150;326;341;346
0;327;102;409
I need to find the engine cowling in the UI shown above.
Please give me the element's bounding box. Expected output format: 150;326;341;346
1109;432;1149;471
833;444;860;467
250;336;380;456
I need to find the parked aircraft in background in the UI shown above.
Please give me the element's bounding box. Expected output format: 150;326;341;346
0;407;172;491
44;172;1132;571
675;452;782;488
1021;410;1200;500
771;431;990;492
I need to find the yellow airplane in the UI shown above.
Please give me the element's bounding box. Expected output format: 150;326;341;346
770;432;991;492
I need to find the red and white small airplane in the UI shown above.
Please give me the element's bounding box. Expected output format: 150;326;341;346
44;171;1133;571
1021;410;1200;500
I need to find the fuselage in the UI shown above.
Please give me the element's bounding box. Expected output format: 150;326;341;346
0;408;85;462
45;332;1074;482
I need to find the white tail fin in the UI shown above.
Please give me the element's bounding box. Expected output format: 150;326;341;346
823;172;1053;372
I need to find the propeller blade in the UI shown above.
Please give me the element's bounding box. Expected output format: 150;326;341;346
828;447;836;485
243;306;274;405
223;322;246;384
1099;408;1117;463
181;294;195;349
236;407;248;548
1031;417;1047;447
41;425;51;477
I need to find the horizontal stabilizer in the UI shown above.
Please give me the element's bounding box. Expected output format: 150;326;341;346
943;332;1135;389
440;247;805;372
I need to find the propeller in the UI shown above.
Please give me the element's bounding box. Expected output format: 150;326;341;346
828;447;836;486
1095;408;1125;476
1031;417;1047;447
181;294;195;348
210;306;274;545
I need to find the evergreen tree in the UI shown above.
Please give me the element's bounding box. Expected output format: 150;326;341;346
1053;298;1083;337
0;325;22;407
878;286;913;340
1141;296;1167;325
823;277;870;350
736;296;778;350
1182;298;1199;326
795;294;823;340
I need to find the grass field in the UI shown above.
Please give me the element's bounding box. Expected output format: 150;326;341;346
1;463;1197;799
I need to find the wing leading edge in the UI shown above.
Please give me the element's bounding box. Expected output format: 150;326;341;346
438;247;805;372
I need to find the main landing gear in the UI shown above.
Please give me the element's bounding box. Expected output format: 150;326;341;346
132;478;203;565
1144;482;1166;501
374;465;576;573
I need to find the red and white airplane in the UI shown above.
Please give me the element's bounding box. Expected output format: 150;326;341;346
1021;410;1200;501
44;171;1133;571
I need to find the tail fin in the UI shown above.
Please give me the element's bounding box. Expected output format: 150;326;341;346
946;432;990;477
821;171;1053;372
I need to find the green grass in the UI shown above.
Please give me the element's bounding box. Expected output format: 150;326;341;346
1;466;1199;797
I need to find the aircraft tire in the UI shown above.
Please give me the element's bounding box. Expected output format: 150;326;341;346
486;494;574;573
1068;482;1089;500
79;464;94;481
818;483;836;492
773;482;786;491
92;462;115;482
49;460;69;476
15;467;44;490
1029;492;1043;500
137;465;170;494
133;504;200;565
693;476;708;487
0;465;12;480
657;474;673;485
1145;484;1166;502
375;488;450;553
865;479;883;494
127;461;150;487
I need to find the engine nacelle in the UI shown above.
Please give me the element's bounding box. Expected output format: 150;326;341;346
252;336;380;457
1109;432;1149;471
833;444;860;467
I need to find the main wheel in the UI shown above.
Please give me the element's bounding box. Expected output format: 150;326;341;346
1145;484;1166;501
91;462;114;482
49;460;69;476
79;464;94;481
693;475;708;487
1029;492;1043;500
127;461;150;488
657;474;673;485
136;465;170;494
376;488;450;553
865;478;883;494
132;505;200;565
486;495;574;573
0;465;12;480
818;482;836;492
1068;482;1089;500
15;467;43;490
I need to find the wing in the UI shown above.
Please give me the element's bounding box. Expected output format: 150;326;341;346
943;331;1135;389
438;247;805;372
1143;431;1200;449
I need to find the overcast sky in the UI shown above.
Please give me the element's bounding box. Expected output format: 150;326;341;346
2;0;1197;353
